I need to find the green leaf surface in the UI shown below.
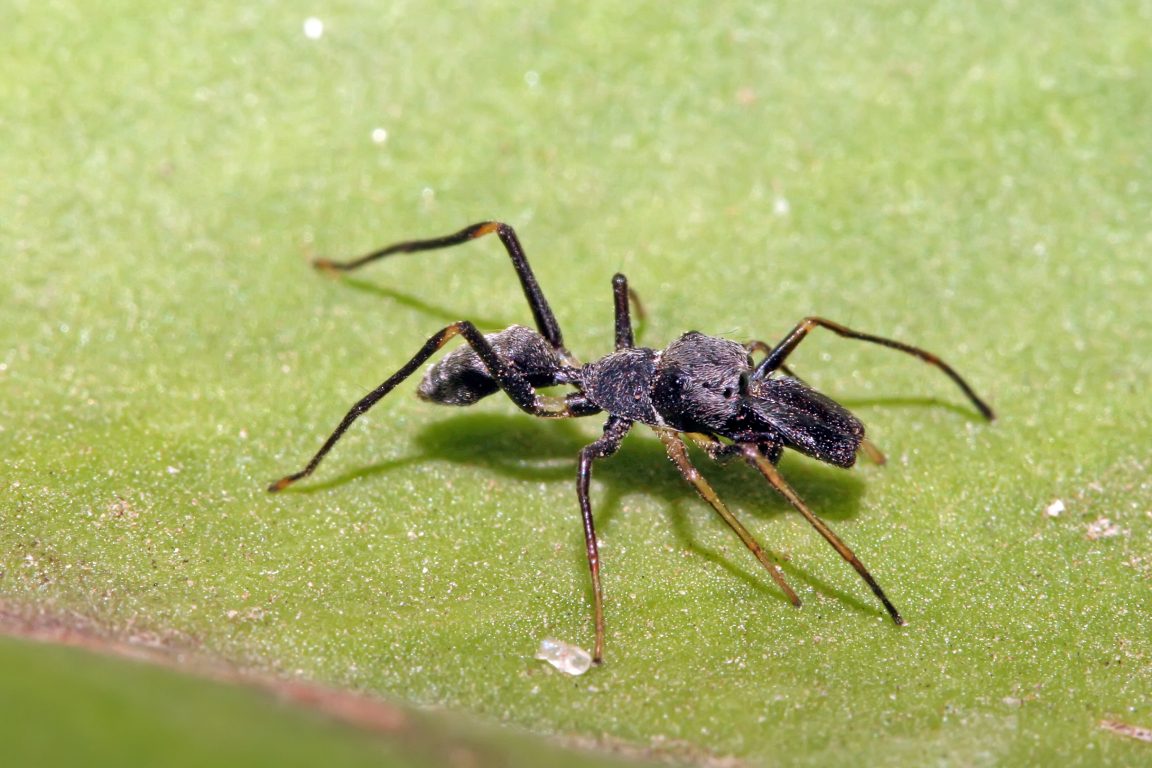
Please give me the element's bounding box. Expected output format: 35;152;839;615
0;631;640;768
4;0;1150;765
0;636;412;768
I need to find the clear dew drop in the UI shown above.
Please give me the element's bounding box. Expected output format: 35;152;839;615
535;637;592;676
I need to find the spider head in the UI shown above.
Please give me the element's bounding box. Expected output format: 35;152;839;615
652;332;863;468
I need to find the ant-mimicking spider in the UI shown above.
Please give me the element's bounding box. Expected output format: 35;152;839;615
269;221;995;664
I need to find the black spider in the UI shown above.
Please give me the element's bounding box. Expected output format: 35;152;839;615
269;222;995;664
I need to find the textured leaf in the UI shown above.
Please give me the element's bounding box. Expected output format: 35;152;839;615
4;1;1150;765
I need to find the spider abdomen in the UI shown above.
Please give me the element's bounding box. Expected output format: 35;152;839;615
418;324;564;406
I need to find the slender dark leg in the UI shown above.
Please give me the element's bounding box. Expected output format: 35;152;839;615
749;317;995;421
745;341;887;464
576;415;634;663
610;273;635;351
656;429;802;608
610;273;647;346
744;339;772;361
745;341;804;380
314;222;566;353
740;443;905;625
269;320;577;492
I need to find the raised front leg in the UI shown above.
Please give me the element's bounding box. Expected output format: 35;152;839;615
750;317;995;421
313;222;568;355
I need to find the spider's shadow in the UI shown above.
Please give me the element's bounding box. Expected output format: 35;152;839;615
298;411;899;619
332;276;512;331
294;272;985;621
327;275;654;357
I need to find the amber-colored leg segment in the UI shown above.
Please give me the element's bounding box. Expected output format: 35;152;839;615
656;429;801;608
314;221;567;354
682;433;743;464
856;439;887;465
741;444;905;625
576;416;633;663
752;317;995;421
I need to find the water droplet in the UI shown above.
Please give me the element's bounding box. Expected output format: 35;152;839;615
535;637;592;676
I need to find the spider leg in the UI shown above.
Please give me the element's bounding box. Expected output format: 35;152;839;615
576;415;633;664
610;274;636;351
609;273;647;349
655;428;801;608
740;444;904;625
314;222;568;354
682;433;744;465
268;320;587;492
749;317;995;421
854;436;887;465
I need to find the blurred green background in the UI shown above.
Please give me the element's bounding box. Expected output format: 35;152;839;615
3;1;1150;765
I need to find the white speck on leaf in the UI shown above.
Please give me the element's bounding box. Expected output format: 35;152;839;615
1086;517;1124;540
303;17;324;39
